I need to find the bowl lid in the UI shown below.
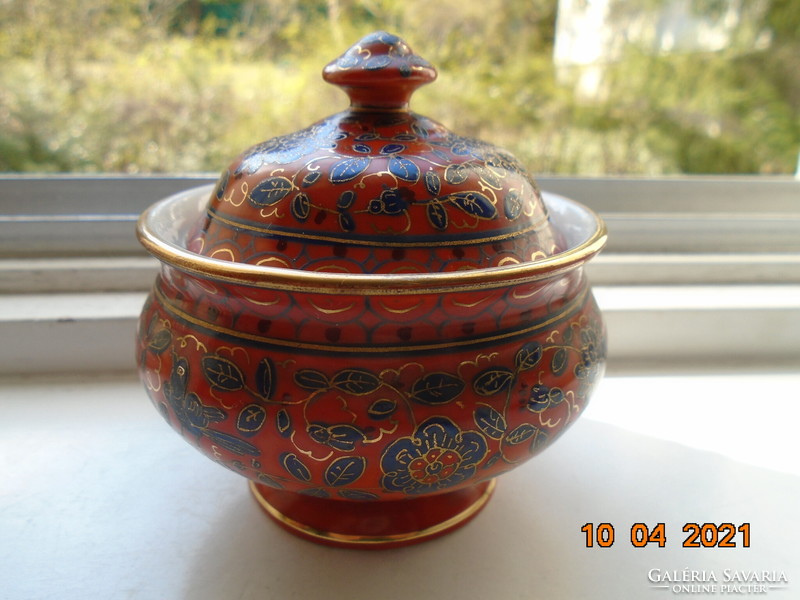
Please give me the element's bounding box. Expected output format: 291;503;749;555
187;31;564;275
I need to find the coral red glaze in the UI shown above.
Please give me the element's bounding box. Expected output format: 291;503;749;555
136;32;607;548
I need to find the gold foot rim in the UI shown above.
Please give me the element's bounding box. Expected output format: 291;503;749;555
249;479;496;547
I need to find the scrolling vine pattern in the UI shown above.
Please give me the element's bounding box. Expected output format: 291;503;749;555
140;310;605;498
212;112;542;234
191;107;562;273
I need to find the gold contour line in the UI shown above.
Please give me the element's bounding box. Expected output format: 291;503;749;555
154;284;588;354
249;479;496;546
137;187;607;295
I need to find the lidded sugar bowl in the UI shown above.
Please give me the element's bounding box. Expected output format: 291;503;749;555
136;31;607;548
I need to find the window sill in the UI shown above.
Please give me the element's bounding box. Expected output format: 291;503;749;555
2;371;797;599
1;175;798;376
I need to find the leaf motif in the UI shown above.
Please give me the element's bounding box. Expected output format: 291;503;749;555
213;171;229;200
548;386;566;406
290;193;310;222
147;329;172;354
249;176;293;207
257;472;283;489
294;369;330;390
504;190;522;220
329;157;370;184
474;404;507;439
551;348;569;376
472;367;514;396
476;166;502;189
309;423;365;451
280;452;311;482
336;54;360;70
424;171;441;197
235;154;262;176
331;369;381;395
365;54;392;70
255;357;275;400
146;312;159;336
301;170;321;187
381;143;405;154
444;163;469;185
449;191;497;220
388;156;420;182
505;423;539;445
337;190;356;210
338;210;356;232
426;201;448;231
451;142;472;156
483;452;503;468
515;342;543;371
202;405;226;423
299;488;330;498
324;456;366;487
353;143;371;153
327;424;366;449
412;123;431;139
236;404;267;437
429;148;450;162
531;429;549;452
201;356;245;391
410;372;465;405
367;398;397;420
338;489;379;501
276;409;292;437
527;384;551;413
204;429;261;456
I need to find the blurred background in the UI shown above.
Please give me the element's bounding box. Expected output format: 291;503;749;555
0;0;797;175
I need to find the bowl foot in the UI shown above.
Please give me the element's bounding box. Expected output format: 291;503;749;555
249;479;496;549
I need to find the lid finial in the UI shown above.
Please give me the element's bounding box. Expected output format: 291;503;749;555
323;31;437;110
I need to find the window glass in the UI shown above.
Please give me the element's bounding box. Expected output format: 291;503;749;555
1;0;797;175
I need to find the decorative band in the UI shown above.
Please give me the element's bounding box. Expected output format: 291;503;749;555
153;283;590;355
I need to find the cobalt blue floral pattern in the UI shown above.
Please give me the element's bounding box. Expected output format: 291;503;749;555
190;32;563;275
380;417;488;495
137;32;607;519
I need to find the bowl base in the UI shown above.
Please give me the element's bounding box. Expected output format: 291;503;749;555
249;479;496;549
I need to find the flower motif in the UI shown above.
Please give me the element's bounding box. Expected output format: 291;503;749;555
525;383;565;413
574;325;606;382
380;417;487;495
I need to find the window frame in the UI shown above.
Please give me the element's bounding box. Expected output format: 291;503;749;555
1;174;798;375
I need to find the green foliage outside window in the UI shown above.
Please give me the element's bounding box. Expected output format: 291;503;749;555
0;0;797;174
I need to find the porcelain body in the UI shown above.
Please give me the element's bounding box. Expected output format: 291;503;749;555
136;32;607;548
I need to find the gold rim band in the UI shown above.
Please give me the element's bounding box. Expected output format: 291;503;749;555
137;186;607;295
249;479;496;546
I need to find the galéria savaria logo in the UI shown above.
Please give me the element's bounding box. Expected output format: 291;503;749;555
648;569;789;595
